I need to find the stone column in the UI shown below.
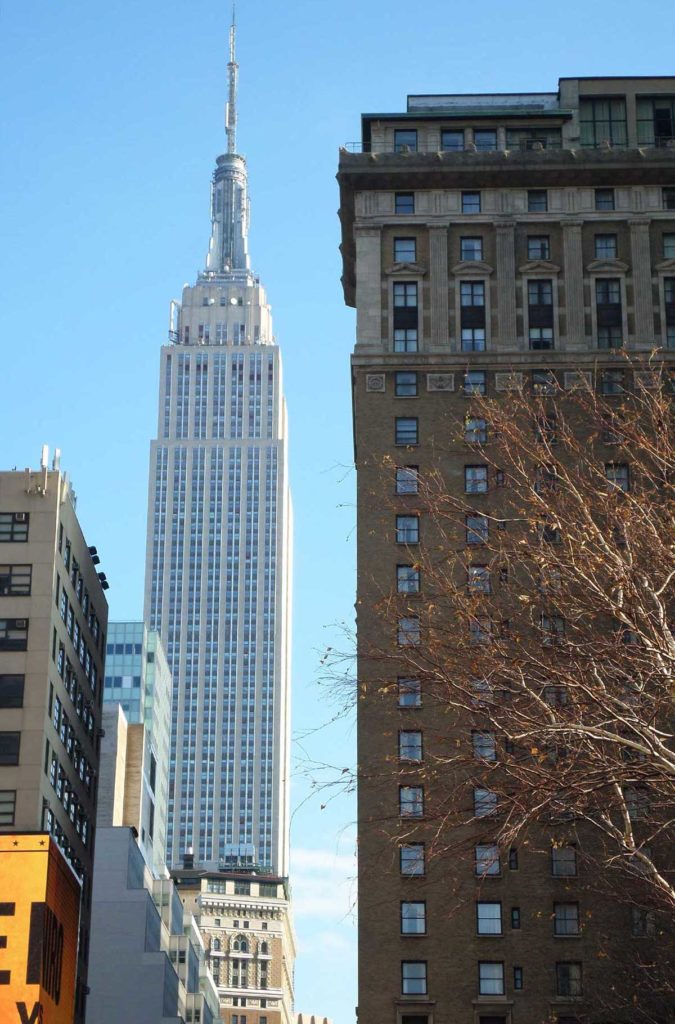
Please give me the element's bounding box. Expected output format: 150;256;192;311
428;226;449;351
562;220;585;350
354;227;382;351
629;219;655;345
495;222;517;349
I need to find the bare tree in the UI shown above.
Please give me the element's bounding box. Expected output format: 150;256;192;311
359;362;675;1018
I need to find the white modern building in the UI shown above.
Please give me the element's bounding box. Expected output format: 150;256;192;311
144;19;292;876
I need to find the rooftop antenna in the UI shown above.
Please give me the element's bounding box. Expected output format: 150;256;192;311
225;3;238;155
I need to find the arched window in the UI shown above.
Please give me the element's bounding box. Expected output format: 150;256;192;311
260;941;268;955
212;938;221;951
233;935;248;953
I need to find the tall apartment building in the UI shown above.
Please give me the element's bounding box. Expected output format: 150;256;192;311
102;620;171;873
144;16;292;876
173;863;296;1024
338;78;675;1024
0;459;109;1022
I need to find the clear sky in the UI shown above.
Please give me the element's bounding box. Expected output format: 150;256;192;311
1;1;674;1020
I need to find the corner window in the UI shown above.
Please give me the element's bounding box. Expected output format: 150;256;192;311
528;189;548;212
595;188;615;211
462;191;481;214
395;192;415;214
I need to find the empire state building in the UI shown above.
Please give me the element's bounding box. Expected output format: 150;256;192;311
144;20;291;874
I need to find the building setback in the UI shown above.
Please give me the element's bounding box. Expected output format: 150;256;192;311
144;16;292;877
0;459;109;1023
338;78;675;1024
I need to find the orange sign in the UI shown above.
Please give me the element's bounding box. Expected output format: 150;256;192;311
0;834;80;1024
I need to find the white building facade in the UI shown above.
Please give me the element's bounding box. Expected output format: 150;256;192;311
144;22;292;876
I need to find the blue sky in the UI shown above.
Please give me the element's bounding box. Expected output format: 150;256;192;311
1;1;674;1020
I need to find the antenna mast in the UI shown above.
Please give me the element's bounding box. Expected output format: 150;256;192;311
225;4;238;155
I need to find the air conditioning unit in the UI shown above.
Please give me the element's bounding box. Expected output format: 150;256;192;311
15;619;27;629
14;512;27;522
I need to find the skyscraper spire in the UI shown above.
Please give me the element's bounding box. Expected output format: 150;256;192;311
225;4;238;155
203;3;251;278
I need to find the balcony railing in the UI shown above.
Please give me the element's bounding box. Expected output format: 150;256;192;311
342;137;675;155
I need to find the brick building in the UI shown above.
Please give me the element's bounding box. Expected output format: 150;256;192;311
338;78;675;1024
